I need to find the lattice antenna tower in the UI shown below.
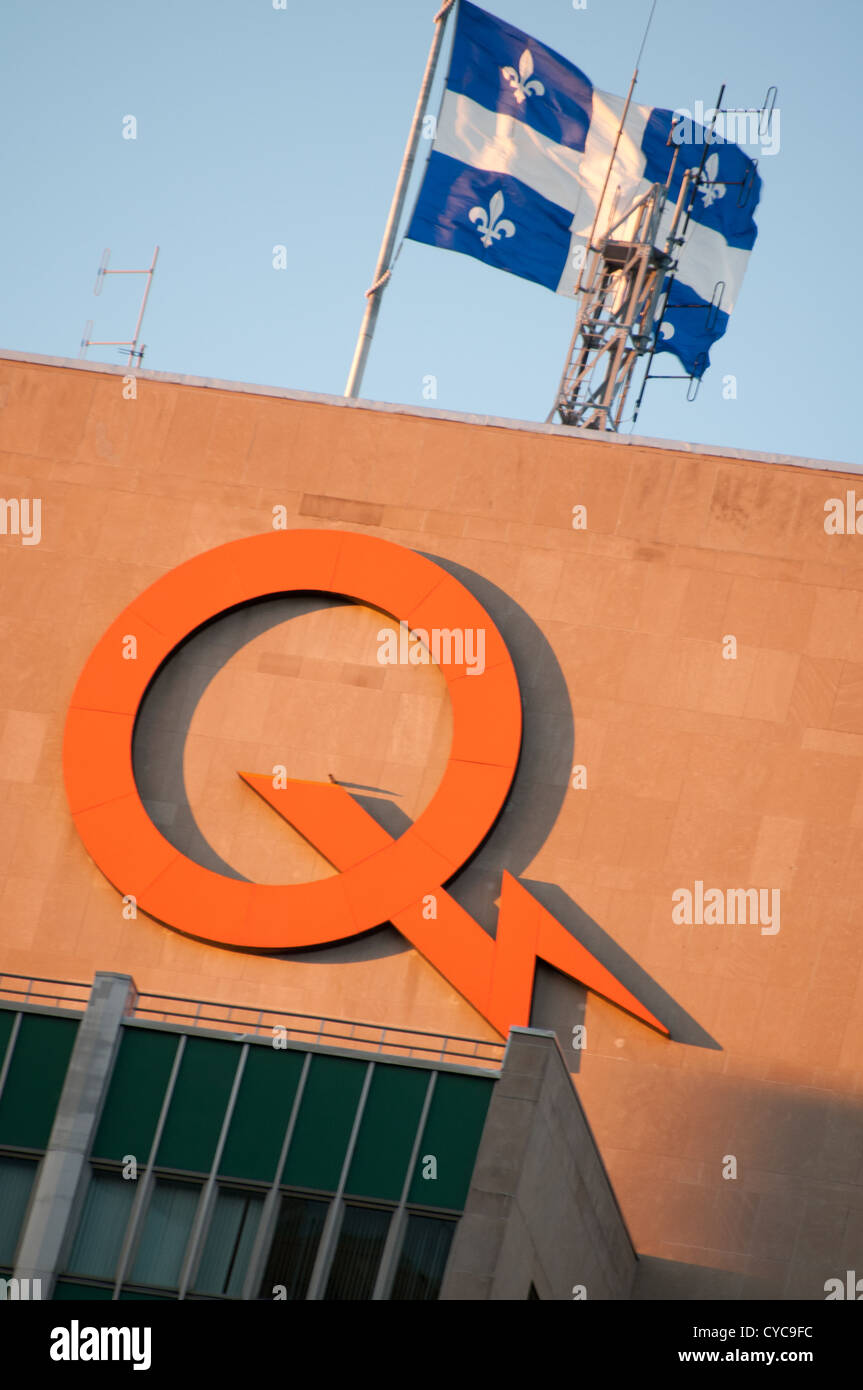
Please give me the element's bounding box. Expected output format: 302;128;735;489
548;86;775;431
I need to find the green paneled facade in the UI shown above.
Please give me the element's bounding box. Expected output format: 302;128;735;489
0;1004;495;1301
91;1026;177;1162
0;1013;78;1150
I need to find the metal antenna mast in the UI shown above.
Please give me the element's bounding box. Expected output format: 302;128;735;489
546;0;662;430
547;166;692;430
80;246;160;368
549;74;773;431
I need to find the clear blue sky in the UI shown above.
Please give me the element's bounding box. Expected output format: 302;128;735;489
1;0;859;463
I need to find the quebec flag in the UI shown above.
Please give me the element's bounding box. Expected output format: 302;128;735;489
406;1;761;377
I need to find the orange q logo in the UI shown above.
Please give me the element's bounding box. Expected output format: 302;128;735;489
63;529;667;1039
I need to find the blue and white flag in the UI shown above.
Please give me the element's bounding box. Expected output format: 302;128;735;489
407;1;761;377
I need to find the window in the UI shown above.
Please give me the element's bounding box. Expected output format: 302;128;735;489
324;1204;391;1301
390;1213;456;1300
66;1170;136;1281
193;1188;264;1297
259;1194;329;1300
129;1178;201;1289
0;1155;37;1268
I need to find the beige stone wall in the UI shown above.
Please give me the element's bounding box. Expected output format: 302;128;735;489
1;355;861;1297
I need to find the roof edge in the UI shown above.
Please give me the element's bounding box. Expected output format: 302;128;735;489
1;348;859;476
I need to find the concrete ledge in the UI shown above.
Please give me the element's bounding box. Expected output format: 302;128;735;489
0;348;857;476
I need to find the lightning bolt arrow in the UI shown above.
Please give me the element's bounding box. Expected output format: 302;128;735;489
239;772;669;1041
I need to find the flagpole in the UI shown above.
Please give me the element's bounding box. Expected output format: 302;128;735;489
344;0;456;400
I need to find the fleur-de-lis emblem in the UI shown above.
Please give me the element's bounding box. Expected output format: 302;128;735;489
698;152;726;209
468;190;516;249
501;48;545;104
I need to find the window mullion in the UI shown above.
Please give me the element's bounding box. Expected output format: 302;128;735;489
371;1069;438;1300
111;1033;186;1299
177;1042;249;1300
240;1049;312;1301
0;1013;22;1107
305;1060;375;1301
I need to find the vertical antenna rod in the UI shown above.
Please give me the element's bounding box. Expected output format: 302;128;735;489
573;0;657;301
344;0;455;400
